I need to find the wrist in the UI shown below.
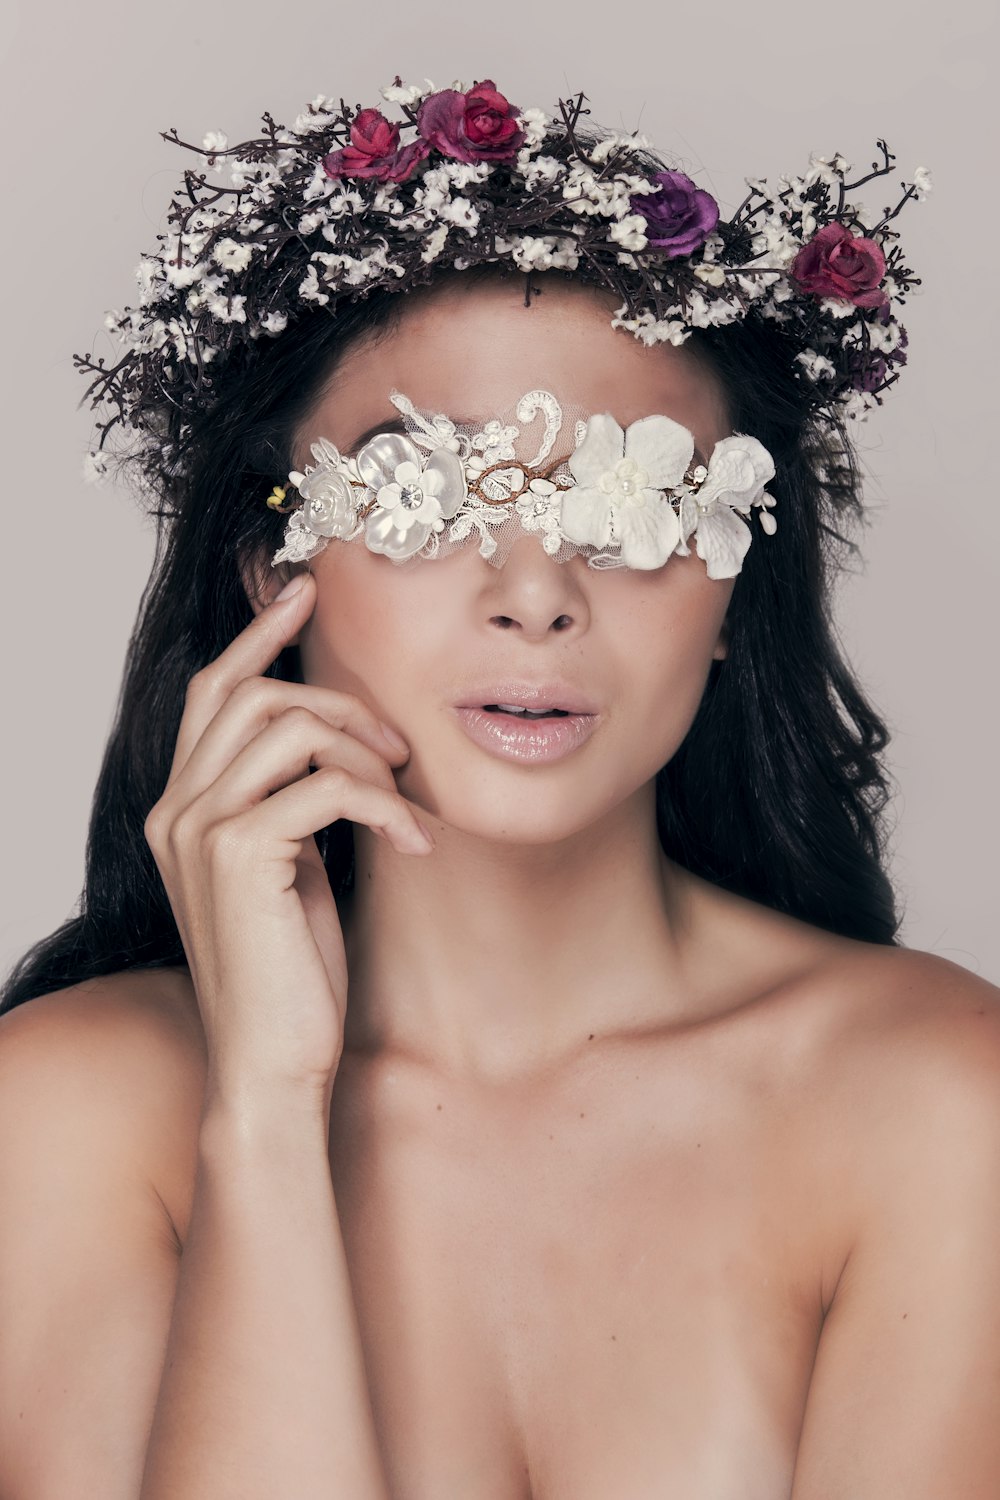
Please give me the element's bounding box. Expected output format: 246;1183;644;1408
200;1071;334;1154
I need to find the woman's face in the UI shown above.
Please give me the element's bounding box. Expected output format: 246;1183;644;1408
289;275;735;844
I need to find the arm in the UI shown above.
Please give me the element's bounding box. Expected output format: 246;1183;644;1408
0;984;390;1500
791;974;1000;1499
141;1085;390;1499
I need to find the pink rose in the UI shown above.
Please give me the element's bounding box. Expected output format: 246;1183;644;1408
790;222;888;309
323;107;430;183
417;79;525;164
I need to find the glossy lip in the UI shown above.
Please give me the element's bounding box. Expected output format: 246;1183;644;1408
454;681;600;715
452;681;601;765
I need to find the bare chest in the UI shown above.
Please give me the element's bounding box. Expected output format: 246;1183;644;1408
328;1050;827;1500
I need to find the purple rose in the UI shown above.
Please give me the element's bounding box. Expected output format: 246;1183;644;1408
323;107;430;184
631;170;719;258
417;79;525;164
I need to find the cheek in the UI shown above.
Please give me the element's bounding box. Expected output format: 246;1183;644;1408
611;560;731;759
296;546;453;715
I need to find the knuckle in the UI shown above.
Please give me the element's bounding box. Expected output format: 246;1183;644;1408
184;667;212;706
280;703;321;736
142;801;167;849
313;763;350;797
231;675;270;714
167;802;203;852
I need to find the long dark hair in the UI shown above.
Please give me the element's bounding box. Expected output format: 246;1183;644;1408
1;263;899;1015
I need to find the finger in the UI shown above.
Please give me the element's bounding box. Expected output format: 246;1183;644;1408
179;711;399;824
165;677;408;798
171;571;319;775
220;768;433;857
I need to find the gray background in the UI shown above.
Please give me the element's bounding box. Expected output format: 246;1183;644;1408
1;0;996;981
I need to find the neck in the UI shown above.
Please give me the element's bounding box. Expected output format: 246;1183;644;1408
338;785;701;1084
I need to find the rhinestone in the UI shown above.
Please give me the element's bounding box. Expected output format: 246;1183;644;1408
399;482;423;510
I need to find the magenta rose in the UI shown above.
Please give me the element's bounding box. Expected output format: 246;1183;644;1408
417;79;525;164
630;170;719;258
791;222;888;309
323;107;430;183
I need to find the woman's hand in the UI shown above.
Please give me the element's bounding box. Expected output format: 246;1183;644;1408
143;570;432;1108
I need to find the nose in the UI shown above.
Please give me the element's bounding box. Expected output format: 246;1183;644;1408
478;534;591;642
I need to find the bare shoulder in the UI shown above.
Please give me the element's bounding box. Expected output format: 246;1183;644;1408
805;938;1000;1104
688;871;1000;1154
0;966;206;1236
694;870;1000;1073
754;915;1000;1199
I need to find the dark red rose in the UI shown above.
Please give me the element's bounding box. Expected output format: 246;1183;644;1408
323;107;430;183
791;222;888;309
417;79;525;164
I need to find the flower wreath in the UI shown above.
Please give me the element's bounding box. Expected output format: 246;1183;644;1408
75;75;930;494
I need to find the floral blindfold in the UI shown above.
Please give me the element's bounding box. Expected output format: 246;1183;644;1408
267;387;778;579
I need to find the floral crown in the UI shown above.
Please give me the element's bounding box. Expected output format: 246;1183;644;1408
76;75;930;493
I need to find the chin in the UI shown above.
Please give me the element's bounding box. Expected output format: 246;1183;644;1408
397;755;650;848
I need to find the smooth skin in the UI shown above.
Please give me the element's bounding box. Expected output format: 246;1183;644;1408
0;275;999;1499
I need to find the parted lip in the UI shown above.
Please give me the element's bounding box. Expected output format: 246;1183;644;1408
454;682;599;715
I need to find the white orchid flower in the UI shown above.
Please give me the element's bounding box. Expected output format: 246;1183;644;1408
677;436;776;580
561;412;695;569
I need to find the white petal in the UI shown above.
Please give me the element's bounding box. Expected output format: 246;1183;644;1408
567;413;625;487
355;432;422;491
419;447;467;518
393;459;422;485
693;508;752;579
699;436;775;509
559;484;614;549
615;498;681;570
365;508;431;559
624;415;694;488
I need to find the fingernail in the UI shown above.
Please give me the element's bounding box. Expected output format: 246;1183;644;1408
380;722;409;754
274;573;307;603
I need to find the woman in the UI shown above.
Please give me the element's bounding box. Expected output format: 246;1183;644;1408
1;77;997;1498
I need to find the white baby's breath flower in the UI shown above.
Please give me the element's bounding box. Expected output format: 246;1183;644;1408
517;153;561;190
298;264;330;305
818;296;857;319
440;196;480;232
694;264;726;287
587;131;653;165
260;310;288;335
420;225;450;264
837;388;878;423
302;161;337;203
163;259;202;289
795;349;837;381
515;106;549;151
212;238;254;272
609;214;649;251
82;450;112;484
548;237;580;270
202;131;228;154
913;166;933;200
292;96;340;135
207;292;247;323
380;77;435;106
